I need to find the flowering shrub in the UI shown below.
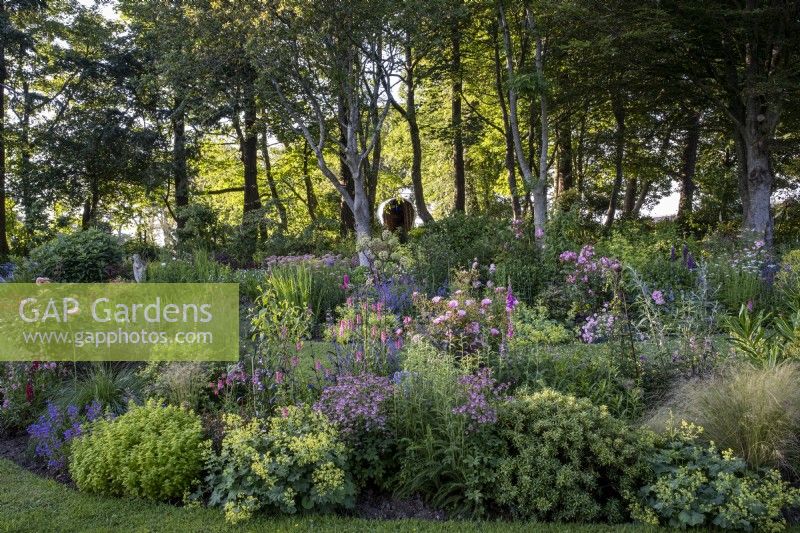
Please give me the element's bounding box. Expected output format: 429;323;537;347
27;401;103;472
204;406;354;523
69;399;209;502
631;421;800;531
0;362;61;434
411;284;516;356
314;373;395;487
559;245;621;319
452;367;510;429
324;298;402;375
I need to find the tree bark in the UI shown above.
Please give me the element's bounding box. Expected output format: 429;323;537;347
677;112;700;227
451;6;465;213
491;23;521;219
260;127;287;231
531;11;548;240
301;140;317;222
172;98;189;229
556;113;573;199
604;95;625;230
0;0;9;257
400;43;434;223
241;86;261;215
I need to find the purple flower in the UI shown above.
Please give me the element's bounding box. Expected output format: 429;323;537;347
651;290;665;305
448;300;459;309
452;368;510;429
314;373;393;435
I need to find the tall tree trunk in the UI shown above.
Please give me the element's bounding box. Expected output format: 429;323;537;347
401;44;434;223
622;177;637;218
531;12;548;240
301;140;317;222
677;112;700;227
491;24;521;219
241;87;261;215
556;114;573;200
172;98;189;229
81;177;100;229
338;97;355;235
604;96;625;230
0;2;9;258
260;127;287;231
451;6;466;213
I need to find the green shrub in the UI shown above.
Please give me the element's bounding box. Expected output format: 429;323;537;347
632;421;800;530
648;363;800;473
265;264;345;323
27;229;123;282
409;213;509;293
204;406;355;523
147;250;231;283
510;304;573;345
139;362;211;411
493;343;643;420
391;343;505;516
495;389;647;523
56;363;141;415
69;399;209;501
776;249;800;310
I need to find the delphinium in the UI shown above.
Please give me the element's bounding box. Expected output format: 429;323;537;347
27;400;103;472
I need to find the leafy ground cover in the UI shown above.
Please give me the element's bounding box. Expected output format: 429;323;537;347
0;459;657;533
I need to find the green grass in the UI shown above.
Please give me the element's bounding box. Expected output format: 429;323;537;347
0;459;659;533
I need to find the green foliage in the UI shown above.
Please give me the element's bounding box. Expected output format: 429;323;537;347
139;362;211;411
204;406;355;523
265;264;345;323
493;344;643;421
357;229;411;283
56;363;142;415
726;305;800;366
510;304;573;346
649;364;800;474
0;363;63;435
495;389;647;523
176;205;222;252
409;213;509;293
775;249;800;310
146;249;232;283
710;264;771;314
632;421;800;531
391;343;505;517
27;229;123;282
69;399;209;502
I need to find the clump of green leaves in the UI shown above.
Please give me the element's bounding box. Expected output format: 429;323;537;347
632;421;800;531
495;389;648;523
27;229;123;282
204;406;355;524
358;229;410;283
69;399;209;502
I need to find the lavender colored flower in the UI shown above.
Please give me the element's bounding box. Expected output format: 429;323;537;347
452;368;510;429
314;373;393;435
651;290;666;305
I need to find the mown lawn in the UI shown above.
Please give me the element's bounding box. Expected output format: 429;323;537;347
0;459;661;533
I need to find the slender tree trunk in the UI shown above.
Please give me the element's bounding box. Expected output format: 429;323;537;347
338;97;355;235
260;127;287;231
241;88;261;215
677;112;700;227
301;141;317;222
402;44;434;223
491;24;521;219
451;7;466;213
0;3;9;258
556;114;573;199
604;96;625;230
81;177;100;229
531;13;548;240
173;98;189;229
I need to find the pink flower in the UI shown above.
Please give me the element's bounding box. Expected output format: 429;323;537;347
274;371;284;384
290;356;299;368
432;296;442;304
490;328;500;336
535;227;544;239
448;300;459;308
314;359;323;372
403;316;412;325
481;298;492;307
341;274;350;290
465;299;475;306
457;309;467;317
